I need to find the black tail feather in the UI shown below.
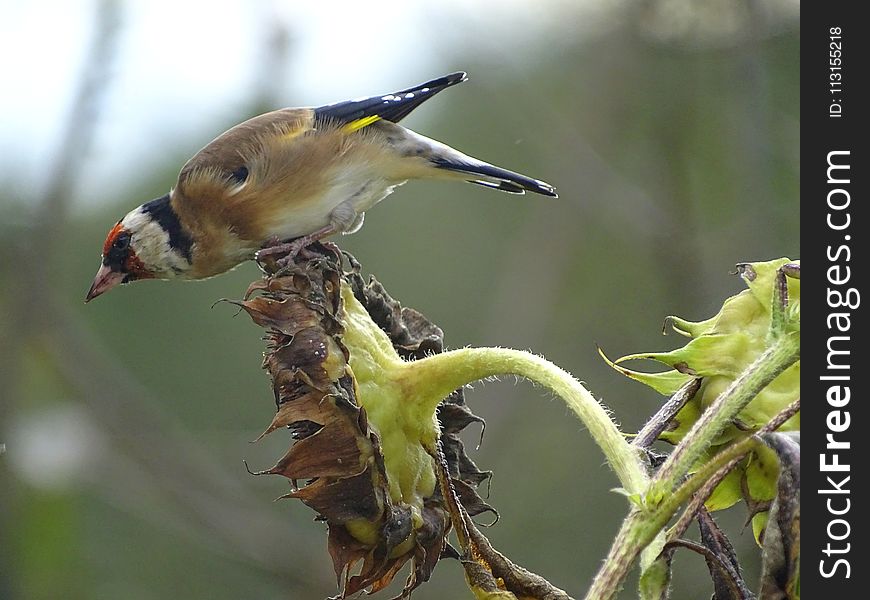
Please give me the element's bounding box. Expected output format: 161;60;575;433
432;158;558;197
315;72;468;126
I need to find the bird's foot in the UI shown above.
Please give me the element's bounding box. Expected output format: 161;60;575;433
255;240;305;275
255;226;339;275
255;240;300;262
256;239;342;277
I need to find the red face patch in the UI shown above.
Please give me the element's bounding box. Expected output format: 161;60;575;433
100;223;153;280
102;222;126;256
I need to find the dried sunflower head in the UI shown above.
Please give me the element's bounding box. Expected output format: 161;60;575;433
236;247;494;598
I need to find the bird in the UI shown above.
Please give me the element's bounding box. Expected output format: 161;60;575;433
86;72;557;302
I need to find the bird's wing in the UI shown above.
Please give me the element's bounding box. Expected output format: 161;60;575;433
314;72;467;133
172;109;318;228
179;108;315;179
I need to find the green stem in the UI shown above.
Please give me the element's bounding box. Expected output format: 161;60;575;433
662;438;757;527
402;347;649;496
584;331;800;600
584;437;760;600
665;397;800;541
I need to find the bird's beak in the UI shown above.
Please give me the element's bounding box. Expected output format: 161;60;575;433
85;264;125;302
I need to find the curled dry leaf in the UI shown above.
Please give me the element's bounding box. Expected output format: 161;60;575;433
697;509;755;600
758;433;800;600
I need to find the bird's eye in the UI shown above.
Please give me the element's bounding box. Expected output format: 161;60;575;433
230;165;249;183
113;233;131;251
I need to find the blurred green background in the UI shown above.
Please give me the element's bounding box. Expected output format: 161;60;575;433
1;0;798;598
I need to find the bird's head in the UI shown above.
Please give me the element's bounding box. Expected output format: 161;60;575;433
86;195;193;301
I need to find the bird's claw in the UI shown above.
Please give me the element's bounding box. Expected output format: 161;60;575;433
255;241;299;274
275;249;302;271
255;234;341;277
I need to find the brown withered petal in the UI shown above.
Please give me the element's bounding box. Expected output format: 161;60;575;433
240;244;495;599
327;524;371;584
438;399;486;436
289;468;385;523
442;433;493;487
414;498;451;582
346;272;444;360
452;479;498;522
268;427;366;480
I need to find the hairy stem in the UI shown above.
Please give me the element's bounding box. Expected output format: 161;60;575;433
584;440;754;600
402;347;649;497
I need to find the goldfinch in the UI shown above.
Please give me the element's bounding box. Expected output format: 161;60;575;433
86;72;557;301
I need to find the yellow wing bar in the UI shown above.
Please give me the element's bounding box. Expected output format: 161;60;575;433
341;115;382;133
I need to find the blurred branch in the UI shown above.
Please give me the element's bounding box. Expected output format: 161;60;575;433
1;4;121;597
37;0;121;240
2;1;121;373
